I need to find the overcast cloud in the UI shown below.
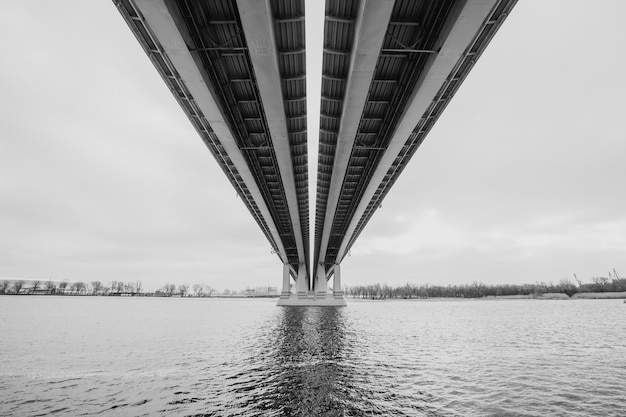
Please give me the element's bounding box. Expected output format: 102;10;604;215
1;1;624;291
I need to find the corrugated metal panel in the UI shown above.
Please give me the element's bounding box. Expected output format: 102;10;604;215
316;0;472;269
340;0;519;261
116;0;286;255
271;0;310;267
314;0;360;268
119;0;309;266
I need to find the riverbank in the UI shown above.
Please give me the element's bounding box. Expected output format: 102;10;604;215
513;292;626;300
491;292;626;300
4;292;625;301
348;292;626;301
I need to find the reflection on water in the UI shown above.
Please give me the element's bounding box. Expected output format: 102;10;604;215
269;307;348;416
1;297;626;416
233;306;433;416
223;307;351;416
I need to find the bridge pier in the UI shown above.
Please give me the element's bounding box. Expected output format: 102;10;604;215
296;264;308;299
280;263;291;299
277;263;346;307
333;264;344;299
316;264;327;297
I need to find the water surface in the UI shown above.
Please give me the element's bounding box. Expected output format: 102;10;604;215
1;296;624;416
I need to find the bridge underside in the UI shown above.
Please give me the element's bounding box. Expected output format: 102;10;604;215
311;0;516;299
116;0;516;306
116;0;310;286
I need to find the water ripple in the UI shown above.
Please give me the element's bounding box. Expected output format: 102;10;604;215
1;297;625;416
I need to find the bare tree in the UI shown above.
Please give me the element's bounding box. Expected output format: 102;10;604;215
193;284;204;297
162;283;176;296
0;280;9;294
45;280;56;294
178;284;189;297
91;281;103;295
31;280;41;294
135;280;142;294
204;285;214;297
75;281;86;295
123;282;134;294
58;281;68;294
558;278;577;297
13;280;25;294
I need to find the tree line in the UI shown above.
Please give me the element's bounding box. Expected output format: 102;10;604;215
157;283;214;297
0;279;144;295
2;271;624;299
0;280;214;297
345;274;626;300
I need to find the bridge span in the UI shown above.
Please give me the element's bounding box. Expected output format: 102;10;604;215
116;0;516;306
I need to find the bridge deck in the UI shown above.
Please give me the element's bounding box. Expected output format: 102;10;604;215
116;0;310;279
313;0;517;284
116;0;517;299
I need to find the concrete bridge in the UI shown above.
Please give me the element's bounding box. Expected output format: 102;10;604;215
115;0;516;306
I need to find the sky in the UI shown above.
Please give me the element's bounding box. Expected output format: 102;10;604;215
1;1;624;292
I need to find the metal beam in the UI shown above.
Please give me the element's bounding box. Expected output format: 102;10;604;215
336;0;502;262
236;0;308;272
131;0;290;263
315;0;395;278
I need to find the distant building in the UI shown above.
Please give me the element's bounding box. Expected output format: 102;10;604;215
244;286;279;297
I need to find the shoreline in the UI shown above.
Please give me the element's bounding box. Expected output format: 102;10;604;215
347;291;626;301
2;292;625;301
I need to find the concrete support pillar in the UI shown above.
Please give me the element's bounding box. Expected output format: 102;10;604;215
333;264;343;298
316;264;327;297
296;263;308;298
280;263;291;299
277;263;345;307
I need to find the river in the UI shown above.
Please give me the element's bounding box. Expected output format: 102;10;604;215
1;296;624;416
